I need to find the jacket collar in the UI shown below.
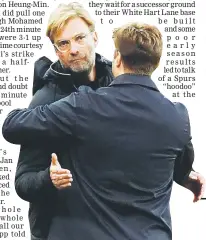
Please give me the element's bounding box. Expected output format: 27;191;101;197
43;53;111;80
42;53;112;89
109;74;159;92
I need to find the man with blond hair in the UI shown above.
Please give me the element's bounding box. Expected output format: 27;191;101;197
3;22;203;240
12;2;113;240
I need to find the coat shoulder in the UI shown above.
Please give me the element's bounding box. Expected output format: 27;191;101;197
33;56;53;95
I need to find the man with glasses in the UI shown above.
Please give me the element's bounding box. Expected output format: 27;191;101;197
14;3;113;240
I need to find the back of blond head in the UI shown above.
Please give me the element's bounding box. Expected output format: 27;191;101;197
113;22;163;75
46;2;95;42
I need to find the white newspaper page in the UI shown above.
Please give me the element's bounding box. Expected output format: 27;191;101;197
0;0;205;239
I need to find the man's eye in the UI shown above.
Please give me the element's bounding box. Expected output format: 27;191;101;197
76;35;86;41
58;41;69;47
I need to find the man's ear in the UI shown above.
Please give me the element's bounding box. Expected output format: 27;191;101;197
92;31;98;47
115;50;122;68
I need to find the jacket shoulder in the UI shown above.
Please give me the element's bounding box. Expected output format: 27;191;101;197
97;53;112;66
33;56;53;95
96;53;112;67
29;84;56;108
96;53;113;86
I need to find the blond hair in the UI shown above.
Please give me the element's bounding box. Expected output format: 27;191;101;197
46;2;95;42
112;22;163;75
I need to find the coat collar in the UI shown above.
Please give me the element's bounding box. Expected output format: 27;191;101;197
43;53;111;80
109;74;159;92
42;53;112;89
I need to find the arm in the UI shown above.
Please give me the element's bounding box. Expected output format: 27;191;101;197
14;59;71;202
13;86;92;201
15;144;57;202
14;81;75;201
173;102;205;201
15;84;59;202
2;92;78;144
173;102;193;185
174;141;205;202
173;140;194;185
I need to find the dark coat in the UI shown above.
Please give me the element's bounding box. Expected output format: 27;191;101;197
3;74;193;240
13;53;113;240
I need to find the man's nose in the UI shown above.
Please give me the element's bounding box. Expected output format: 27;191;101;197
69;41;79;55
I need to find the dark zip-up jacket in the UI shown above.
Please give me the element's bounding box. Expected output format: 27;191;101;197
3;74;194;240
